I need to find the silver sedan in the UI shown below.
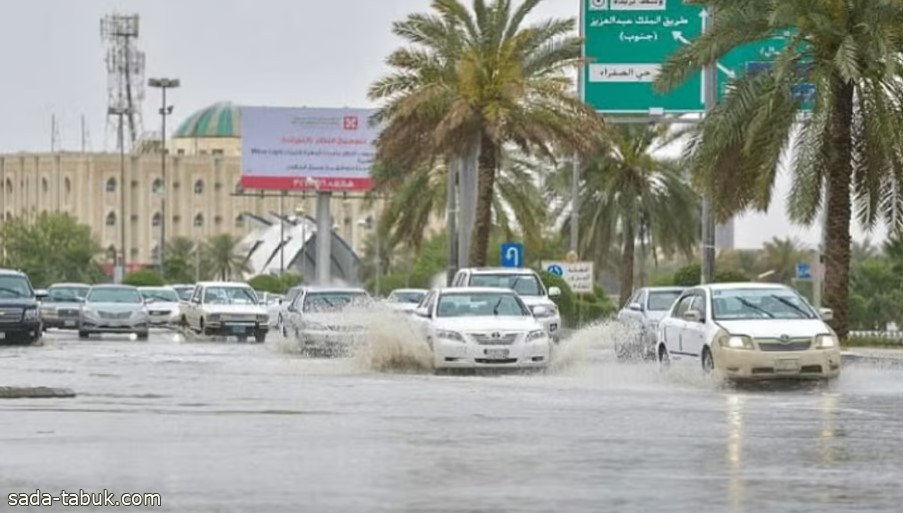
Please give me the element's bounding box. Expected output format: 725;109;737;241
79;285;150;340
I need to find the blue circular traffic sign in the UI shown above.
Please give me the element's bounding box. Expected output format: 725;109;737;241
547;264;564;277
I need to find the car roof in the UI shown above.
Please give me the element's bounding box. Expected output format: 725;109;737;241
195;281;251;287
461;267;537;275
644;286;686;292
171;284;195;288
138;285;175;290
0;269;26;276
389;288;428;293
302;286;368;293
437;287;519;294
49;283;91;288
90;284;138;289
698;282;792;291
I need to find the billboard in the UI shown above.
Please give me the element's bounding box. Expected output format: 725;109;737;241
240;107;379;191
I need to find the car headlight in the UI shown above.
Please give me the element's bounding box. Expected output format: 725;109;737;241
526;329;547;342
436;330;464;342
719;334;755;350
815;333;838;349
207;314;221;323
40;307;56;316
532;305;558;318
24;308;38;320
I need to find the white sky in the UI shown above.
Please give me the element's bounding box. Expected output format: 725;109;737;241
0;0;887;249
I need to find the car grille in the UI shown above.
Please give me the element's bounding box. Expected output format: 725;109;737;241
221;314;257;322
757;338;812;352
469;332;520;345
150;309;171;315
58;309;80;317
0;307;23;323
98;311;131;319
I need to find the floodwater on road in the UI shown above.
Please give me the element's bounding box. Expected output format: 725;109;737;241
1;325;902;513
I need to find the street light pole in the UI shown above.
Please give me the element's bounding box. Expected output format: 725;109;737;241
148;78;180;274
280;191;286;275
700;5;717;284
108;106;128;283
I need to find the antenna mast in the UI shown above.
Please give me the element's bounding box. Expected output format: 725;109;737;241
100;13;145;151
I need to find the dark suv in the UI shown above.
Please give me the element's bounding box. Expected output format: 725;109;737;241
0;269;42;344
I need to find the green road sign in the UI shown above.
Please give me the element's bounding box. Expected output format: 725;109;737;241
582;0;807;114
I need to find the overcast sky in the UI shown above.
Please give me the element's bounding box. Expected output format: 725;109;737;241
0;0;888;249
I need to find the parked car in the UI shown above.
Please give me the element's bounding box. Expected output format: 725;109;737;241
79;284;149;340
283;287;371;356
39;283;90;330
138;286;181;327
615;286;685;360
0;269;43;345
410;287;552;370
180;282;269;343
171;284;196;302
386;288;428;313
656;283;841;381
451;268;562;342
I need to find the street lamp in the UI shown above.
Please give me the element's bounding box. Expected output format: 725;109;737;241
148;77;180;274
108;106;129;283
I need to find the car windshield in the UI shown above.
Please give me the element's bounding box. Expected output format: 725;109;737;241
87;287;142;304
203;287;258;305
46;286;89;302
303;292;369;312
140;288;179;303
436;292;529;317
647;291;683;311
468;274;543;296
712;288;817;320
173;287;194;301
390;291;425;304
0;275;33;298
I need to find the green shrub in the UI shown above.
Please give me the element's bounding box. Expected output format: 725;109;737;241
536;269;576;327
668;264;751;286
248;273;302;294
122;269;165;287
365;273;410;297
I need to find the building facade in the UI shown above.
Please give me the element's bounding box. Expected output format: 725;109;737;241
0;102;380;269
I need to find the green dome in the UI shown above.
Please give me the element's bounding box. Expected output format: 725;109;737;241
173;102;241;138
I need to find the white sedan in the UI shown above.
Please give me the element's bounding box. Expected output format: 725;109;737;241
411;287;552;370
656;283;841;381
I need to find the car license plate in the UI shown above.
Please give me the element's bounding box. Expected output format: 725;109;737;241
0;332;5;340
230;325;247;334
776;359;801;372
64;320;76;327
485;348;509;359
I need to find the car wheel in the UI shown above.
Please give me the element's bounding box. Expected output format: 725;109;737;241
78;330;90;340
136;331;149;341
701;347;715;373
254;331;267;344
658;344;670;370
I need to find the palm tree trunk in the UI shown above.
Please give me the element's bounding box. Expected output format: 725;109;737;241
619;223;636;307
470;134;497;267
823;78;854;338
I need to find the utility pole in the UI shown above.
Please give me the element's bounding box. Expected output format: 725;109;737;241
148;78;180;275
280;191;286;275
108;106;128;283
700;5;717;284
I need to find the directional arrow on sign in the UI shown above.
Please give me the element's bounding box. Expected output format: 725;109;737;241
671;31;738;79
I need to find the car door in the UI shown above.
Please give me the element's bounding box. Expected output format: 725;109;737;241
618;289;643;325
187;285;204;329
663;294;694;357
285;291;305;334
410;291;436;341
680;290;709;358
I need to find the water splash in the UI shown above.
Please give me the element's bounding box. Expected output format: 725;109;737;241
548;319;639;374
350;305;433;373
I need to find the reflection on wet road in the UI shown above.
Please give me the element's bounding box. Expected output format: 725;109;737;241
1;328;902;512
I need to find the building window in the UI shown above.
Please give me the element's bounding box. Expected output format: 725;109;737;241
194;179;204;195
132;180;139;188
105;212;117;226
194;213;204;227
152;212;162;227
214;215;223;225
64;177;71;195
212;149;224;155
130;248;139;258
5;211;11;220
173;215;182;224
105;177;117;193
235;215;244;228
41;177;49;193
215;182;222;191
152;178;164;194
131;214;138;221
151;245;160;262
106;246;117;261
5;179;12;193
177;149;185;155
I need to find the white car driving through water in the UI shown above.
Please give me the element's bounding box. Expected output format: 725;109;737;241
451;268;561;342
283;287;371;356
656;283;841;381
180;282;269;343
385;288;428;313
616;286;685;360
412;287;553;370
138;286;181;327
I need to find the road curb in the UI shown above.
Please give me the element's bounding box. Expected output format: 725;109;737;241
0;386;76;399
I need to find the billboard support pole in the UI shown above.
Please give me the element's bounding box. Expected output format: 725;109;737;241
316;191;332;285
700;5;716;285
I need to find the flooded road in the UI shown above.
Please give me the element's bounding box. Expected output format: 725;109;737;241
1;329;902;512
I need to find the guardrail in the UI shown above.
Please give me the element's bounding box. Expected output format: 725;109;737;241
848;330;903;345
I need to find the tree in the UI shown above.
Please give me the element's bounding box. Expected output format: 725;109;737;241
122;269;165;286
758;237;812;284
369;0;604;267
668;264;750;287
248;274;302;294
203;234;250;281
655;0;903;338
0;212;106;287
164;237;201;284
549;124;700;305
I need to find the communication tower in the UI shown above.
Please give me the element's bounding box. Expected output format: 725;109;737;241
100;13;145;150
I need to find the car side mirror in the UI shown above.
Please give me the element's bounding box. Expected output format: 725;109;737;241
414;307;430;318
35;289;48;300
548;286;561;298
532;305;550;317
683;309;703;323
819;308;833;321
628;302;642;311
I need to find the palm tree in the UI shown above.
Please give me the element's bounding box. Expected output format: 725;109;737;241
851;238;878;264
203;234;250;281
549;124;700;305
373;153;548;256
369;0;604;267
654;0;903;337
163;237;199;283
758;237;811;284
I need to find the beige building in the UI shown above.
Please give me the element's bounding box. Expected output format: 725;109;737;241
0;102;380;271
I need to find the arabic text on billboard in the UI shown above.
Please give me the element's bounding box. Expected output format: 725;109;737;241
240;107;379;191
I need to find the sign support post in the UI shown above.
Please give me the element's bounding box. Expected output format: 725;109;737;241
700;5;716;284
316;190;332;285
